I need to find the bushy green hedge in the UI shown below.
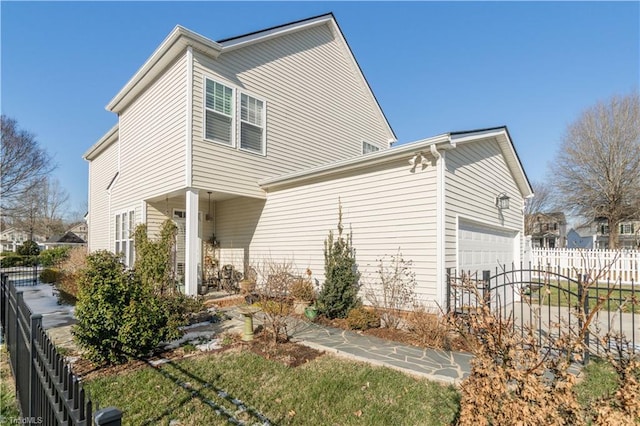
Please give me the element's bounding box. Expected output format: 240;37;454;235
39;246;71;267
73;251;187;364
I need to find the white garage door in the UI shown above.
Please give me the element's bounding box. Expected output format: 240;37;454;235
458;220;517;274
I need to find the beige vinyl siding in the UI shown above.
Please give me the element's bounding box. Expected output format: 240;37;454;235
250;159;440;304
444;138;524;269
114;53;188;212
87;140;118;252
191;24;391;198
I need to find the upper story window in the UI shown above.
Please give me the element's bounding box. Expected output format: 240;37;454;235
204;77;266;155
205;80;234;145
240;94;265;154
620;223;635;234
362;141;380;154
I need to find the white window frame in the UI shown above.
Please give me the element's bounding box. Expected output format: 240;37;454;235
238;92;267;155
202;76;267;156
362;141;380;154
115;209;136;267
620;223;635;234
203;78;235;147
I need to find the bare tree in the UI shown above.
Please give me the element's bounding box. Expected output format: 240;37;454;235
1;115;54;213
11;177;68;239
555;92;640;249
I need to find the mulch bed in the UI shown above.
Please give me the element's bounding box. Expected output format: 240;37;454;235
70;329;324;382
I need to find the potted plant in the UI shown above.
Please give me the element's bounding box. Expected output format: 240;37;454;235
304;304;318;321
291;273;315;315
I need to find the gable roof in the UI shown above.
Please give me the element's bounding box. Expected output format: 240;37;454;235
260;126;533;199
104;13;395;142
45;231;86;244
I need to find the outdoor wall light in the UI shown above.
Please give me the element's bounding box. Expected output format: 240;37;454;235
496;192;510;210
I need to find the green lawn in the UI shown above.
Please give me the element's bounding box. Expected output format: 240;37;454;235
0;346;21;422
85;351;460;425
525;281;638;313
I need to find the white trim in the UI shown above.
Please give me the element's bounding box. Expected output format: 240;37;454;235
260;134;453;189
141;200;147;225
83;124;118;160
107;26;222;113
433;146;445;308
185;46;193;187
184;189;200;296
202;76;236;148
238;93;267;156
113;208;137;267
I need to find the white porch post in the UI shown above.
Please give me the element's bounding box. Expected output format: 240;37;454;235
185;188;199;296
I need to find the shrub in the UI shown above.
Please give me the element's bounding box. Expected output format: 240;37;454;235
17;240;40;256
318;203;361;319
58;247;87;300
346;306;380;330
39;268;61;284
406;306;455;350
256;260;295;344
365;251;417;329
291;274;315;301
0;252;23;268
73;251;185;364
133;220;178;295
39;246;71;267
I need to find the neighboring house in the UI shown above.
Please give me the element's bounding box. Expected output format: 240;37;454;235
0;227;45;252
571;218;640;249
67;222;88;242
84;14;532;307
566;228;594;249
43;231;87;250
526;212;567;248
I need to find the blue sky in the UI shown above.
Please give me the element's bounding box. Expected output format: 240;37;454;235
2;1;638;215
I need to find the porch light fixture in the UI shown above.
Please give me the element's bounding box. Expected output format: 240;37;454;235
206;192;212;222
496;192;510;210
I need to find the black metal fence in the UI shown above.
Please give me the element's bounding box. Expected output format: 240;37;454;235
446;264;638;363
1;271;121;425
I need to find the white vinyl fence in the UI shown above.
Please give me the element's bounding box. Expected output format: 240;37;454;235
531;248;639;284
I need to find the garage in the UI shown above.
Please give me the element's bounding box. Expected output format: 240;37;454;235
458;220;518;274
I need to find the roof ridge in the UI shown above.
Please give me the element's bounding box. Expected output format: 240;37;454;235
217;12;334;43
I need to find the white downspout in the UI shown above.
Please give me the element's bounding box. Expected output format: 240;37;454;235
430;144;446;308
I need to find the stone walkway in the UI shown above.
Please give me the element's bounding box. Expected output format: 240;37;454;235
226;307;472;385
289;320;472;384
16;284;472;385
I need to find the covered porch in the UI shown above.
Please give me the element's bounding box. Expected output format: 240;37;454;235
143;188;265;296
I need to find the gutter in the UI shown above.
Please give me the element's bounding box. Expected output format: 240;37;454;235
259;134;453;190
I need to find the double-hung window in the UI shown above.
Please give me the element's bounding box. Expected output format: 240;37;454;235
205;79;234;145
115;210;135;267
204;77;266;155
240;94;265;154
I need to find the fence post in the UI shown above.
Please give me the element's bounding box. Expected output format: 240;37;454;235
576;274;590;365
29;313;43;419
482;270;491;309
94;407;122;426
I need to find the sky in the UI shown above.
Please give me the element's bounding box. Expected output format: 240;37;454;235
2;1;638;217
